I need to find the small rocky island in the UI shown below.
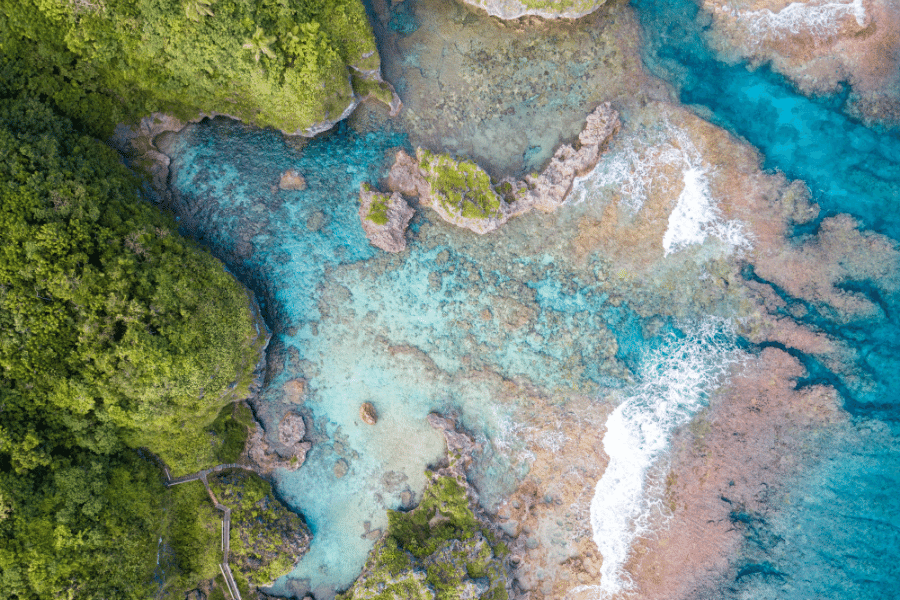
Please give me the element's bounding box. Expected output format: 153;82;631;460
359;103;620;239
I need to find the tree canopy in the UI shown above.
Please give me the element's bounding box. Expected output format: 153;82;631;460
0;0;380;136
0;95;262;598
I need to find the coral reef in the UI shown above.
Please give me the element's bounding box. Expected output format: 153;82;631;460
358;185;416;252
701;0;900;125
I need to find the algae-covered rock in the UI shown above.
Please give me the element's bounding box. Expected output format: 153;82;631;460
338;476;510;600
381;103;620;234
358;186;415;253
459;0;607;20
208;471;312;588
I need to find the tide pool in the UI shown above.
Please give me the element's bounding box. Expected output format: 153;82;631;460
155;0;900;597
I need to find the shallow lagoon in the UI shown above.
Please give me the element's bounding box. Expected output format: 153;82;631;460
162;0;900;597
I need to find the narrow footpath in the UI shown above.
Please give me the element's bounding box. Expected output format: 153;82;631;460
167;463;261;600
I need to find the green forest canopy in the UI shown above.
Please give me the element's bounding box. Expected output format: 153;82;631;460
0;95;260;598
0;0;380;136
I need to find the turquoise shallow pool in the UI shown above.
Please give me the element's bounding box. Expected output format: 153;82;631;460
161;0;900;597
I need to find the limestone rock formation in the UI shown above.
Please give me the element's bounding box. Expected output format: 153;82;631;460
247;411;312;475
338;414;509;600
358;186;415;252
460;0;608;20
359;401;379;425
380;102;620;234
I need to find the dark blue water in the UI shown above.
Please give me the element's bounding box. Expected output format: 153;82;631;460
630;0;900;596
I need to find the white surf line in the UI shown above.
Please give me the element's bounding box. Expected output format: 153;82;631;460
567;122;750;257
570;318;746;598
662;164;750;257
717;0;868;42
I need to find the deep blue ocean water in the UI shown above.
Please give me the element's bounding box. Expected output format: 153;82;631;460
159;0;900;597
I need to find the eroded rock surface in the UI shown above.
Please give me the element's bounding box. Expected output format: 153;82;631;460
358;186;415;252
374;103;620;234
247;411;312;475
461;0;608;20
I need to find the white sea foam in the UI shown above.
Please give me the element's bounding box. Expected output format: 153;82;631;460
662;165;750;256
568;123;749;257
571;319;744;598
718;0;868;42
569;129;689;214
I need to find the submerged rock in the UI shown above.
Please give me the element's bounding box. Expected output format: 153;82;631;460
359;401;379;425
380;103;620;234
358;186;415;252
460;0;608;20
279;169;307;191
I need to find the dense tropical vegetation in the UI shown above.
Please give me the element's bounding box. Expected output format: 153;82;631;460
0;90;266;597
0;0;381;137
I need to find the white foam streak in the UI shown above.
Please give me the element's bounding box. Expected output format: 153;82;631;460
719;0;868;42
662;166;750;256
585;319;744;598
569;123;749;257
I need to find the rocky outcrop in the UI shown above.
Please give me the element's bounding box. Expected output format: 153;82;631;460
512;100;621;213
338;413;509;600
375;102;620;234
358;185;415;252
247;411;312;476
460;0;608;20
359;402;379;425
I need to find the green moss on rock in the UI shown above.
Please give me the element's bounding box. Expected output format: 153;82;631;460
418;150;503;221
339;475;509;600
364;192;392;226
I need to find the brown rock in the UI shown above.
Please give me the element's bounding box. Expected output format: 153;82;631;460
360;402;378;425
358;185;415;253
279;169;307;191
283;378;307;403
278;412;306;446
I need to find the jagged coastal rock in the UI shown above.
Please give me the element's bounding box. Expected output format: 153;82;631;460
359;401;379;425
374;102;620;234
358;185;416;252
247;411;312;475
461;0;608;20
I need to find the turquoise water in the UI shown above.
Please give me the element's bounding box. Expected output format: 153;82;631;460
165;115;691;596
631;0;900;595
158;0;900;597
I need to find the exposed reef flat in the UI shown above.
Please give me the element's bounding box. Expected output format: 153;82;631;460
364;103;619;235
460;0;608;20
700;0;900;125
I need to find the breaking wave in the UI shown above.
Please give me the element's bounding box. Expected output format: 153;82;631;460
577;318;745;597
